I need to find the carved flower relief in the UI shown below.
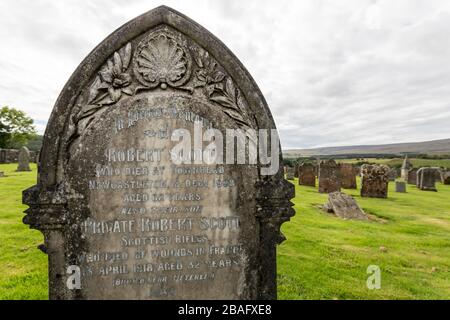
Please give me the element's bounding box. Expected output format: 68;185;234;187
87;43;133;106
192;48;225;88
134;33;191;89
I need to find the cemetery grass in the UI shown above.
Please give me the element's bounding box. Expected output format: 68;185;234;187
0;163;47;299
1;164;450;300
278;177;450;299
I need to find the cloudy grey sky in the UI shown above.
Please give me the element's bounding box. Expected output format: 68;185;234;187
1;0;450;149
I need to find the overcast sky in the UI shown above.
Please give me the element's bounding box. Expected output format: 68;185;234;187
1;0;450;149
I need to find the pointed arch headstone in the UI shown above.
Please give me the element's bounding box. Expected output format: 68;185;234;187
23;6;294;300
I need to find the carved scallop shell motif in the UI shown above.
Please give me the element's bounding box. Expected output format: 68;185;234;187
134;33;191;89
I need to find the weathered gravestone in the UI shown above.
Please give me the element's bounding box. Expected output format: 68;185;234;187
0;171;4;177
407;168;418;185
395;181;406;193
416;167;438;191
298;162;316;187
16;146;32;171
323;192;367;220
294;164;299;178
285;167;295;180
0;148;19;163
22;6;294;300
442;171;450;185
340;163;357;189
360;164;389;198
388;168;397;182
318;159;341;193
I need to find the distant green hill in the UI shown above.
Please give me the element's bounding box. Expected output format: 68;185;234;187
284;138;450;157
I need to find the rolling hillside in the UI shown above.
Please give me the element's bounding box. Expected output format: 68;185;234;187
284;138;450;157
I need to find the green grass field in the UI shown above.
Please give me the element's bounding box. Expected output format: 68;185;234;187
1;163;450;299
0;163;47;299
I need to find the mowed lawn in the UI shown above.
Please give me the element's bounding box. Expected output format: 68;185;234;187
1;163;450;299
0;163;47;299
278;176;450;299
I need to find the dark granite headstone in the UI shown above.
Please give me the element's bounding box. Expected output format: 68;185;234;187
360;164;389;198
417;167;438;191
318;159;341;193
16;146;31;171
22;6;294;300
442;171;450;185
340;163;357;189
395;181;406;193
407;168;418;185
298;163;316;187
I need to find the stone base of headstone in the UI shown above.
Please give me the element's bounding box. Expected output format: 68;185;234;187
395;181;406;193
323;192;368;220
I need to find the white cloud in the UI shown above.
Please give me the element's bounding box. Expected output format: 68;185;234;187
0;0;449;148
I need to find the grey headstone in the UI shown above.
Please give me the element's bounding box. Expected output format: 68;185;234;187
324;192;368;220
407;168;418;185
16;146;31;171
395;181;406;193
360;164;389;198
442;171;450;185
22;6;295;300
340;163;357;189
298;162;316;187
318;159;341;193
0;171;4;177
417;167;438;191
285;167;295;180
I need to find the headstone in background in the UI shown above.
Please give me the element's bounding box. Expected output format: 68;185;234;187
360;164;389;198
417;167;438;191
407;168;418;185
294;164;299;178
318;159;341;193
22;6;295;300
395;181;406;193
323;192;368;220
442;171;450;185
340;163;357;189
401;155;412;180
0;171;4;177
434;168;443;183
16;146;31;171
286;167;295;180
388;168;397;181
298;162;316;187
0;149;19;163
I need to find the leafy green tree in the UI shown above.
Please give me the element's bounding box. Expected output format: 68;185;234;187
0;106;37;149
